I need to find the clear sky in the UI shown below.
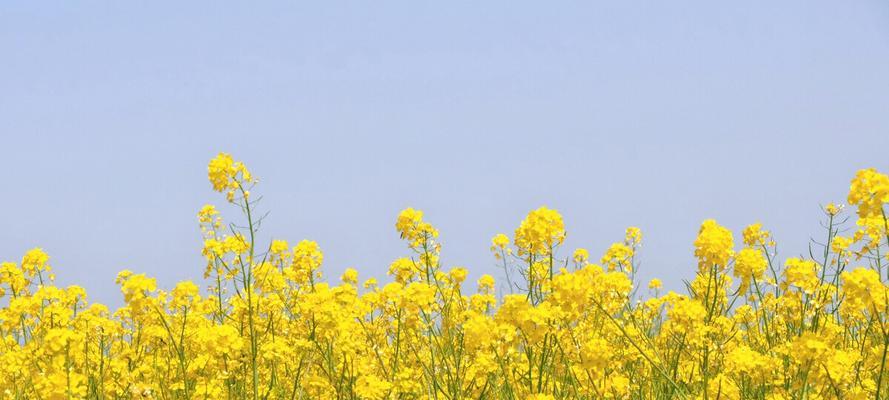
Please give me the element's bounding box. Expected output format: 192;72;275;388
2;1;889;307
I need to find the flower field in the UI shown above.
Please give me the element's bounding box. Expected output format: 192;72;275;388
3;153;889;400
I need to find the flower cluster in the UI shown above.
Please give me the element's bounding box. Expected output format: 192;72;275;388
207;152;254;202
513;206;565;257
848;168;889;218
694;219;734;271
2;156;889;399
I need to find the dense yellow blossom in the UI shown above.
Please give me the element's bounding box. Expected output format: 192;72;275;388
396;207;439;248
783;257;820;294
733;247;767;290
478;274;496;292
490;233;512;260
290;239;323;285
207;152;253;202
572;247;589;265
625;226;643;245
694;219;734;270
742;222;771;247
20;247;50;277
514;206;565;257
841;267;887;318
3;158;889;399
848;168;889;218
600;242;634;271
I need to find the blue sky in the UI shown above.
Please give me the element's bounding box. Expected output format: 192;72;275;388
2;1;889;306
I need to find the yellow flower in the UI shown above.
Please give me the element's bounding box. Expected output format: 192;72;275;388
694;219;734;270
269;239;289;256
396;208;439;248
223;233;249;255
491;233;509;249
725;345;773;384
197;204;219;223
733;247;767;291
514;206;565;257
387;257;417;283
21;247;50;277
290;240;323;284
448;267;468;285
625;226;642;245
831;235;853;256
491;233;512;260
665;295;707;334
848;168;889;218
600;242;633;271
355;374;392;400
783;257;819;294
363;277;378;289
341;268;359;284
477;274;496;292
648;278;662;290
742;223;770;247
786;331;831;364
841;267;887;317
170;280;199;308
704;374;740;400
207;152;254;202
572;248;589;264
825;202;842;216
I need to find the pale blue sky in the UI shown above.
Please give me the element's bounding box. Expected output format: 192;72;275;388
2;2;888;306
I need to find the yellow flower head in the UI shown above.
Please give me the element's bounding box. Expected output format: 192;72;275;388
197;204;219;224
490;233;512;259
624;226;642;246
694;219;734;270
514;206;565;257
355;374;393;400
572;248;589;265
825;202;843;216
387;257;417;283
733;247;767;291
600;242;633;272
831;235;853;259
848;168;889;218
840;267;886;317
786;331;832;364
742;223;770;247
396;208;439;248
208;152;254;202
170;280;199;308
448;267;469;285
648;278;662;290
783;257;820;294
269;239;290;256
341;268;359;285
290;240;323;284
477;274;496;292
21;247;51;277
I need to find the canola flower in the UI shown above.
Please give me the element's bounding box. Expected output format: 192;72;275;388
2;154;889;400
